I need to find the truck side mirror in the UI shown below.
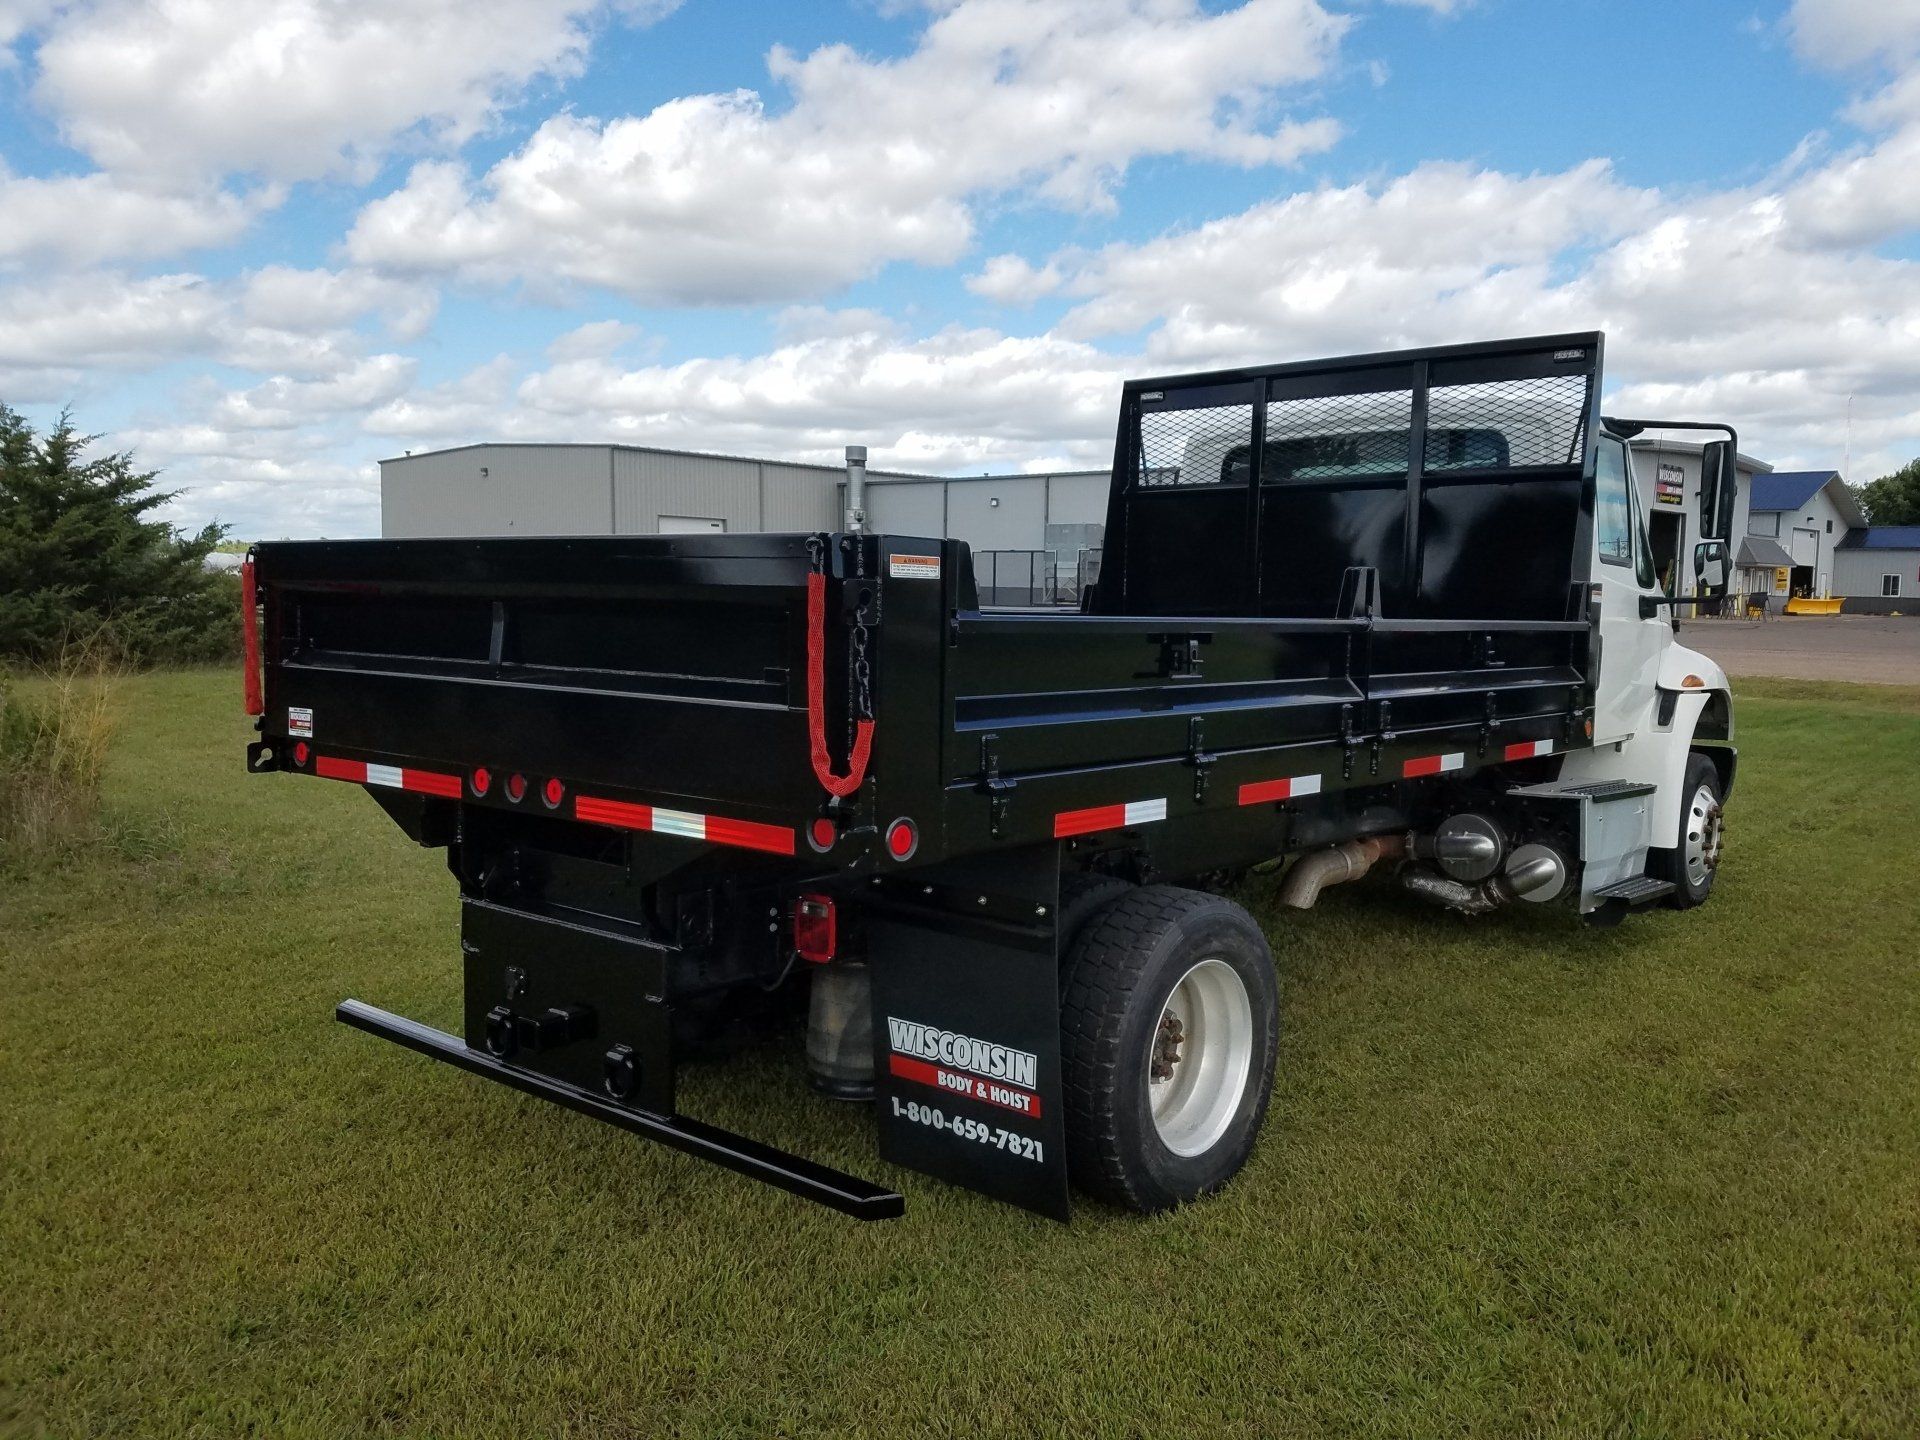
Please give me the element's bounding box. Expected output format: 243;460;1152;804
1698;440;1738;541
1693;539;1730;597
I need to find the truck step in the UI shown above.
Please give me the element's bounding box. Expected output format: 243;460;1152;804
1591;875;1676;905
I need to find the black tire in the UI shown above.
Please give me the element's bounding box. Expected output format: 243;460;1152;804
1057;872;1134;955
1654;752;1724;909
1060;885;1279;1213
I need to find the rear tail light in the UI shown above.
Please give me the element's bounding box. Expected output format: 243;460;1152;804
505;773;528;803
885;817;918;861
795;895;837;964
471;766;491;797
292;741;309;767
808;816;837;852
543;777;565;809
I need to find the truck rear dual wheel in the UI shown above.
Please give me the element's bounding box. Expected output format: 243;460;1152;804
1060;886;1279;1213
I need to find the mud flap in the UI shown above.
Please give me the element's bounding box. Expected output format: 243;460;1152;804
865;846;1070;1221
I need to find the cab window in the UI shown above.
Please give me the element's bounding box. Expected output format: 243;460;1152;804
1595;437;1633;567
1626;459;1658;590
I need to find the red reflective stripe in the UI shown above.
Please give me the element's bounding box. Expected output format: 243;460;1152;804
575;794;795;856
402;768;462;799
1053;802;1128;838
704;814;797;856
1403;755;1445;778
240;558;263;716
315;755;365;783
575;795;652;830
1238;777;1296;805
1503;741;1540;761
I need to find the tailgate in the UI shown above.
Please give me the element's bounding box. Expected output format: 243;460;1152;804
253;534;835;818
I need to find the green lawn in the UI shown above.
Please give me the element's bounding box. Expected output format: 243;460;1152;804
4;670;1917;1438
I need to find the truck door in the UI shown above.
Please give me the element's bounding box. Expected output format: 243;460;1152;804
1591;435;1667;744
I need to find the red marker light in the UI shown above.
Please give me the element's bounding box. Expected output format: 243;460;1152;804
885;818;918;861
471;766;491;797
543;778;565;809
809;817;837;852
505;773;528;803
795;894;837;964
293;741;309;767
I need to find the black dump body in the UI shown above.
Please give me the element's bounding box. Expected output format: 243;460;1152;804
248;333;1607;1219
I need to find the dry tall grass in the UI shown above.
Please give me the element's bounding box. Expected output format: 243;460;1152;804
0;644;120;870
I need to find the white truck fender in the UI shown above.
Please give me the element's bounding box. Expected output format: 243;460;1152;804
1557;641;1731;842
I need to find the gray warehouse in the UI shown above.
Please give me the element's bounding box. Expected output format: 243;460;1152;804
380;442;1110;603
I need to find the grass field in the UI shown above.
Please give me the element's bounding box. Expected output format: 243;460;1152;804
4;669;1918;1438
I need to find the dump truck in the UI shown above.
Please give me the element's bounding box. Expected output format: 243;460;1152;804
242;333;1738;1220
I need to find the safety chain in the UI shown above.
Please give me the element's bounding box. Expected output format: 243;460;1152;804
849;537;874;727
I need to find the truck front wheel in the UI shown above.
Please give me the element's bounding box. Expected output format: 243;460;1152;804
1654;752;1725;909
1060;886;1279;1212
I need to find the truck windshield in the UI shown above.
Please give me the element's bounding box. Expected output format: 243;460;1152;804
1223;427;1510;485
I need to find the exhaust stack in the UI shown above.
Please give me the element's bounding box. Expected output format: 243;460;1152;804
844;444;868;533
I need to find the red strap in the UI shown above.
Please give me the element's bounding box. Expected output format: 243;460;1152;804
806;570;873;797
240;557;263;716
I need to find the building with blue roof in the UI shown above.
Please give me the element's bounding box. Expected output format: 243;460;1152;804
1837;523;1920;608
1741;468;1867;604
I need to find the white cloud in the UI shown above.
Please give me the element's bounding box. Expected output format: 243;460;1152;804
208;355;418;430
0;170;262;266
0;271;229;370
0;266;438;392
239;266;438;342
346;0;1346;303
1051;160;1650;358
546;318;641;360
357;320;1127;475
966;254;1066;305
1788;0;1920;70
362;356;521;445
28;0;681;183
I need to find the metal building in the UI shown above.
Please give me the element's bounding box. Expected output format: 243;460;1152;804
380;442;1111;603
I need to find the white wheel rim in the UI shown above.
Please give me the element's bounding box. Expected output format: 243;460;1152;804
1683;782;1723;889
1146;957;1254;1158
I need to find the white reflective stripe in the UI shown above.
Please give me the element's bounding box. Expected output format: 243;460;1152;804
650;808;707;840
364;763;404;789
1291;774;1322;796
1123;798;1168;825
1440;753;1466;772
1534;740;1555;756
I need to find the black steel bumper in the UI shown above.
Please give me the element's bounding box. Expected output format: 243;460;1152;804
336;999;904;1221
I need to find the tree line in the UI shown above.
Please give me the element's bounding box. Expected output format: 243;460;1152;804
1;405;240;666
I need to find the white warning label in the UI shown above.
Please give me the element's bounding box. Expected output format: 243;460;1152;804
888;553;941;580
287;706;313;737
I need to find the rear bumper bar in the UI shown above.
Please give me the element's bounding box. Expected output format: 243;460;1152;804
336;999;904;1221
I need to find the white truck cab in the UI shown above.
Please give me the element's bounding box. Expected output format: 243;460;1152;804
1555;420;1738;916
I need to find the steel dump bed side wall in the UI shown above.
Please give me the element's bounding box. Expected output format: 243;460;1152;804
253;534;942;832
935;610;1592;862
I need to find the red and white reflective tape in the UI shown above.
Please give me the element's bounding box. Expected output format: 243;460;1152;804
1502;738;1555;761
1401;751;1466;779
1053;796;1167;839
575;794;795;857
314;754;462;799
1238;772;1322;806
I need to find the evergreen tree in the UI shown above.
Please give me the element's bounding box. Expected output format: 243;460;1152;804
1854;459;1920;526
0;404;238;664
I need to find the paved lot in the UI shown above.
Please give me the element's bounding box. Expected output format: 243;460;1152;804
1680;614;1920;685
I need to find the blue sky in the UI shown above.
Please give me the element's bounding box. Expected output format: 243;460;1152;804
2;0;1916;537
